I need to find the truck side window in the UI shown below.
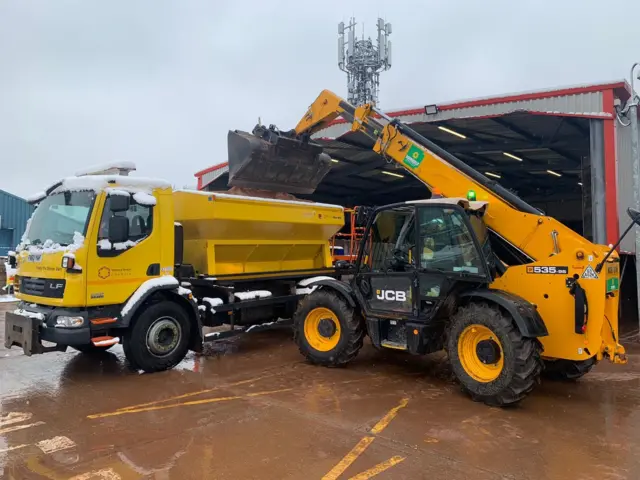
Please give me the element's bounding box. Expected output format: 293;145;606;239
364;207;416;273
98;195;154;247
418;206;484;275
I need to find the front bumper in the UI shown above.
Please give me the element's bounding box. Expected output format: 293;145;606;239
4;310;90;356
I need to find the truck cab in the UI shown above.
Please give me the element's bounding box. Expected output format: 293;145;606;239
4;164;198;369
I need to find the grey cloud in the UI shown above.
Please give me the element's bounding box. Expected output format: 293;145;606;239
1;0;639;197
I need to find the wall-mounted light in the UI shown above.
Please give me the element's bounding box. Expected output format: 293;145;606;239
438;126;466;139
330;159;339;163
425;104;439;115
381;170;404;178
485;172;501;179
547;170;562;177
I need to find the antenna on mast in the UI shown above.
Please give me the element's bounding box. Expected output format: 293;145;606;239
338;16;392;107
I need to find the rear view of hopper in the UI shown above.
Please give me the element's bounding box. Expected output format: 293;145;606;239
227;124;333;194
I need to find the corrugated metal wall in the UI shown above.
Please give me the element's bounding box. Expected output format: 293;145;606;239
314;91;608;140
616;118;639;254
0;189;34;256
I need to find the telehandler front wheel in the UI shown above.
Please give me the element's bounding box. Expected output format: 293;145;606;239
447;303;543;407
293;290;364;367
123;301;191;373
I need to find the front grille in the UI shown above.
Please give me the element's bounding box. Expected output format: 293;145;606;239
19;277;66;299
20;277;45;296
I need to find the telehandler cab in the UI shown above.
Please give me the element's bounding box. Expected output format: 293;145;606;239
227;89;632;406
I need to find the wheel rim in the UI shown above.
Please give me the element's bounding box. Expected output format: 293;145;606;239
146;316;182;357
304;307;341;352
458;324;504;382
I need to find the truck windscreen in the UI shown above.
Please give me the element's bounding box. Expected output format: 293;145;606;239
24;191;96;247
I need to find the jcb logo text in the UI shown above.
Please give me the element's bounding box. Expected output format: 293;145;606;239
376;290;407;302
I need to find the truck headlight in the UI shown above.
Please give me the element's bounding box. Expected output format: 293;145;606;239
55;316;84;328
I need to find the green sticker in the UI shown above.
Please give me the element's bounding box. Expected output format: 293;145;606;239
403;145;425;169
606;277;619;292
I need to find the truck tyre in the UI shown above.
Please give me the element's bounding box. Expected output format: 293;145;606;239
123;301;191;373
542;357;596;381
446;303;542;407
293;290;364;367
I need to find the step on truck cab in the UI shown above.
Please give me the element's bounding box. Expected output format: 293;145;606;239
4;162;345;371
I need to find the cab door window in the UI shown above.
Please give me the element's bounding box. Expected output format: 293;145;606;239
363;207;416;273
418;206;485;276
98;194;153;256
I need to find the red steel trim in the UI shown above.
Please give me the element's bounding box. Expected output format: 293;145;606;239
194;162;229;178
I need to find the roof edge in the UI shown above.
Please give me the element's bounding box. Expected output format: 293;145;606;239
194;162;229;178
327;80;630;127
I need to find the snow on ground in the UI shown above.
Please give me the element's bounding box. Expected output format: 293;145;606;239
0;296;17;303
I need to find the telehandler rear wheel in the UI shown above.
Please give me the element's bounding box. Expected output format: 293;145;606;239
293;290;364;367
542;357;596;381
447;303;542;407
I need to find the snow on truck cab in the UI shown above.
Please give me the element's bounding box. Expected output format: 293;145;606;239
4;162;346;371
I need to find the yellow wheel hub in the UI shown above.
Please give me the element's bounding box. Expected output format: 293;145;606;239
304;307;341;352
458;324;504;383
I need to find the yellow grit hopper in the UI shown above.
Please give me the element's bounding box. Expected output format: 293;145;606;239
172;190;345;276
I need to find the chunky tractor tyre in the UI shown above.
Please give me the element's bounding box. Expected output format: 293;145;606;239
72;344;115;354
123;301;191;373
447;303;543;407
542;357;596;381
293;290;364;367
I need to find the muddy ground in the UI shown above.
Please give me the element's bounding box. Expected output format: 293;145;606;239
1;299;640;480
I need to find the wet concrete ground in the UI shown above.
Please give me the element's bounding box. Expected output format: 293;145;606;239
2;299;640;480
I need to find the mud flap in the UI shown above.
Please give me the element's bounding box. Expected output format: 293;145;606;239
227;125;333;194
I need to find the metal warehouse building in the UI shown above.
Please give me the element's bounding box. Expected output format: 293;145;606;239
196;80;639;257
0;189;34;257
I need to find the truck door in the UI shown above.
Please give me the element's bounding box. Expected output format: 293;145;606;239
415;204;489;320
86;191;162;308
354;205;418;319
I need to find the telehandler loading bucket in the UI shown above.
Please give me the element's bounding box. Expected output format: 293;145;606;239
227;124;333;194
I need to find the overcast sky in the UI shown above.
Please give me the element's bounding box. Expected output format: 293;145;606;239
1;0;639;198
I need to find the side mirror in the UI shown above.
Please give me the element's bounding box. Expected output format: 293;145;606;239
627;207;640;226
109;194;130;212
108;216;129;244
8;255;16;268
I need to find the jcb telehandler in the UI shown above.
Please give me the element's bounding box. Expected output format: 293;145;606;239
227;89;633;406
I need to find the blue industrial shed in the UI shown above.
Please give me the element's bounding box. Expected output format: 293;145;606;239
0;189;34;256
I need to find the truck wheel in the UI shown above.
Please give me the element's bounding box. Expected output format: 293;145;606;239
446;303;542;407
72;344;114;354
293;290;364;367
542;357;596;381
123;301;191;373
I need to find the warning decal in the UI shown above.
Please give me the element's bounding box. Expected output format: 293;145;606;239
581;265;599;280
